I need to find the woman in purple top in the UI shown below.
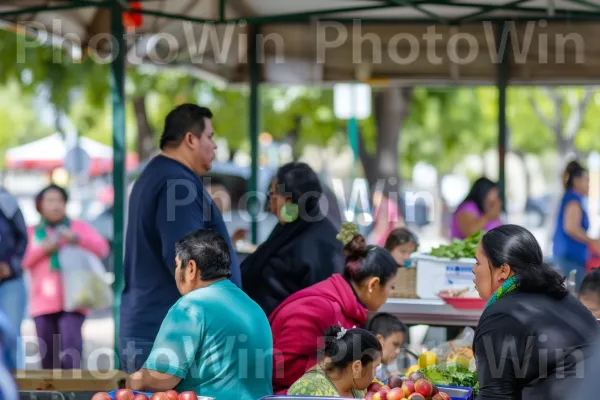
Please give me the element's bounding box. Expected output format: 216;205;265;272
450;177;502;240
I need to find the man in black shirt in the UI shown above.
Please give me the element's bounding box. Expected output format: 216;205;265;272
119;104;241;373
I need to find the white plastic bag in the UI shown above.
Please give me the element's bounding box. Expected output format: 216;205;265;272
58;245;113;311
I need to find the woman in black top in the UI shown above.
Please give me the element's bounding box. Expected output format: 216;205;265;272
241;162;344;316
473;224;599;400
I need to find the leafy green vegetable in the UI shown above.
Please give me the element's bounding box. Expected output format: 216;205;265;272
421;363;479;395
429;231;483;259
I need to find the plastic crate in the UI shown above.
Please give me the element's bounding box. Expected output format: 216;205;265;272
107;391;152;400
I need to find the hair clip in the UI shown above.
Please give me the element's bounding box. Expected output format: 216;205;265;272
336;327;347;340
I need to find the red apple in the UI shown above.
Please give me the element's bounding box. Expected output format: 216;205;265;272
150;393;168;400
407;394;425;400
432;392;451;400
178;392;196;400
386;387;404;400
133;395;149;400
367;382;382;393
115;389;134;400
164;391;178;400
431;385;439;396
414;379;433;398
401;380;415;397
388;375;404;389
381;385;391;392
92;393;111;400
365;392;375;400
374;388;389;400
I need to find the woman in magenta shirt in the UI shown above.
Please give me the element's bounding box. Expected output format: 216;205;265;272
450;177;502;240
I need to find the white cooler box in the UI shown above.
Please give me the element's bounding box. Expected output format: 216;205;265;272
415;254;476;299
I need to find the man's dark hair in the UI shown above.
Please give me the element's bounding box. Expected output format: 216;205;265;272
159;104;213;150
580;269;600;301
175;229;231;281
366;312;408;338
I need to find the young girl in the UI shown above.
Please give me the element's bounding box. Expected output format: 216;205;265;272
384;227;418;266
288;326;382;398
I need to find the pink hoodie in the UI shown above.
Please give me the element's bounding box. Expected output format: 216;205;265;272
22;219;110;317
269;274;369;394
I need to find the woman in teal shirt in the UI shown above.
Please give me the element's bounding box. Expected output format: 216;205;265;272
127;229;273;400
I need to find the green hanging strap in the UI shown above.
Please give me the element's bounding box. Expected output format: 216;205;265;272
485;275;518;310
34;218;71;272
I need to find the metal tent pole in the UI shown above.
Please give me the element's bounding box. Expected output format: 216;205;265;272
496;21;510;209
249;24;260;244
111;2;126;369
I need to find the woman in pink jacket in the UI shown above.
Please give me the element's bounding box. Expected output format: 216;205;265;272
23;184;109;369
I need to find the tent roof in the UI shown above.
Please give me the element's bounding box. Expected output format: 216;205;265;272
2;1;600;84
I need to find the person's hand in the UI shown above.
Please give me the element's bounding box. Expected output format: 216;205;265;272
485;198;502;220
231;229;248;243
42;238;60;253
61;229;79;244
0;263;11;279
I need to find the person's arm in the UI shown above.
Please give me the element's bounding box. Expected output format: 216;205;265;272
563;200;593;244
128;303;203;392
7;208;28;277
155;180;204;275
69;221;110;259
272;299;335;388
22;228;57;270
456;202;498;238
475;314;525;400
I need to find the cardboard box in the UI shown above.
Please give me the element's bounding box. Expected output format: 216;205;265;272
15;370;128;391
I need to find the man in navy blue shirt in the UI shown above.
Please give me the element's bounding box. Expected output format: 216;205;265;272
119;104;241;373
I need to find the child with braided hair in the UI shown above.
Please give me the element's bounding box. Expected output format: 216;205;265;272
269;222;398;394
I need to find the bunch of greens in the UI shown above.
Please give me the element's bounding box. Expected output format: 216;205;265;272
421;363;479;395
429;231;483;259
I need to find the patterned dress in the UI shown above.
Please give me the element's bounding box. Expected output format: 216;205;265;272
288;368;366;398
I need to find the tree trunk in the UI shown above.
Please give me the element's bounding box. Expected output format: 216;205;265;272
514;150;530;198
133;96;155;161
284;115;303;160
229;148;238;162
358;86;414;192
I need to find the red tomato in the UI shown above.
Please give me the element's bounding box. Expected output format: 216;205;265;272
92;393;112;400
133;395;149;400
165;391;179;400
178;391;197;400
150;393;169;400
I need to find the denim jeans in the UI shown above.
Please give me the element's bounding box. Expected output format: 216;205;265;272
0;276;27;369
553;256;586;292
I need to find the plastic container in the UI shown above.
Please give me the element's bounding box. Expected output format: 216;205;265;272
439;296;486;310
437;385;474;400
108;390;152;400
415;254;476;299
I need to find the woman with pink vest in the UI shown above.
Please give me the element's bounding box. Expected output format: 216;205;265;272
23;184;109;369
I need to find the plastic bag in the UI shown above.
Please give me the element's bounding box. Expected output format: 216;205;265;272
59;245;113;311
430;327;476;371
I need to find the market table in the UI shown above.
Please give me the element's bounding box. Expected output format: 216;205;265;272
380;298;482;327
